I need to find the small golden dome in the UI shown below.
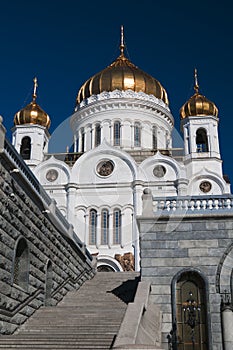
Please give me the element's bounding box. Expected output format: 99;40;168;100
180;69;218;119
14;78;51;129
76;27;168;105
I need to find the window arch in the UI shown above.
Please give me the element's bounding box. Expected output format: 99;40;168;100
114;121;121;146
45;260;53;306
13;238;29;290
20;136;31;160
113;209;121;244
89;209;97;245
95;123;101;146
196;128;208;153
101;209;109;245
172;270;209;350
134;123;141;147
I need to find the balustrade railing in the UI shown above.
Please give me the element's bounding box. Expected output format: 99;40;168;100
152;195;233;214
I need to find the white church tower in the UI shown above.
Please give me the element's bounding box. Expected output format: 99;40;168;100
12;78;50;169
180;69;229;195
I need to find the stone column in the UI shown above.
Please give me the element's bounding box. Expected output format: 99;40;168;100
142;123;152;149
131;124;134;148
222;305;233;350
73;134;77;153
85;125;91;151
121;121;131;149
102;120;110;144
121;208;132;249
66;184;77;225
183;126;189;155
108;211;113;248
96;212;101;249
84;212;89;246
110;122;114;146
78;130;82;152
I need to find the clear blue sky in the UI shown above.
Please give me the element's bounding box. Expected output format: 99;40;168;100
0;0;232;182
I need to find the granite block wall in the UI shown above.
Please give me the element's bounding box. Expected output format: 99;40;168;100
0;162;94;334
138;214;233;350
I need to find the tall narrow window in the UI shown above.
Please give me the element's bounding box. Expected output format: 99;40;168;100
152;126;157;149
81;129;85;153
101;209;109;245
114;121;121;146
134;123;141;147
45;260;53;306
113;209;121;244
13;238;29;290
89;209;97;245
95;124;101;146
175;271;208;350
196;128;208;153
20;136;31;160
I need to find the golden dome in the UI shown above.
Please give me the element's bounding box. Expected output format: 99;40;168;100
14;78;51;129
180;69;218;119
76;27;168;105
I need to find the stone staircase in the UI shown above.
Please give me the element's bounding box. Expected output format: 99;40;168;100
0;272;140;350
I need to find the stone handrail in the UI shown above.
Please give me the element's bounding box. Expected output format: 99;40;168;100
142;189;233;217
113;281;164;349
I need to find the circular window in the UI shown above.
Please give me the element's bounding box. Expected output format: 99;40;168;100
46;169;58;182
97;160;114;177
199;181;212;193
153;165;166;178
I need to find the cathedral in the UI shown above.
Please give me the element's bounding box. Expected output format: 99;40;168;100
1;27;233;349
11;27;230;273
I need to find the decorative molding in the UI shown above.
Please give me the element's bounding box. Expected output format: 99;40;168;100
71;90;174;128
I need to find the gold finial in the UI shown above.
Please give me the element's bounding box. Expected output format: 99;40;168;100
120;25;125;56
33;77;38;101
194;68;199;94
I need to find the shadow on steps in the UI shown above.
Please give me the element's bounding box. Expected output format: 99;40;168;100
108;276;140;304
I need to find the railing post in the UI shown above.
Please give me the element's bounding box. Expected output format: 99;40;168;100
142;188;153;216
0;116;6;153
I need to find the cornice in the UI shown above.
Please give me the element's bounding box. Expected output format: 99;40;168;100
71;90;174;128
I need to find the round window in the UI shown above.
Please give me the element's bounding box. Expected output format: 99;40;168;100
97;160;114;177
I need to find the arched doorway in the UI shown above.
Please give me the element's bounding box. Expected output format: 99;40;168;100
172;270;210;350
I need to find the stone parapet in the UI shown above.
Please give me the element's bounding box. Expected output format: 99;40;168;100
0;147;95;335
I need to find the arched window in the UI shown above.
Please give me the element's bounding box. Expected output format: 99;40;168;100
152;126;157;149
134;123;141;147
95;124;101;146
89;209;97;245
174;271;209;350
20;136;31;160
101;209;109;245
113;209;121;244
13;238;29;290
45;260;53;306
114;121;121;146
196;128;208;153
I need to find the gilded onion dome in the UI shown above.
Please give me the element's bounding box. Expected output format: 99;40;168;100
180;69;218;119
14;78;51;129
76;27;168;106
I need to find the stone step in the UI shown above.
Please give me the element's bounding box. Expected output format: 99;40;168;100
0;272;140;349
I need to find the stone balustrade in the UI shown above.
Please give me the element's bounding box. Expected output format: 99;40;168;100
142;188;233;217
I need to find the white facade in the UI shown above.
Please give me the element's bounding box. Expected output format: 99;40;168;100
12;67;231;272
